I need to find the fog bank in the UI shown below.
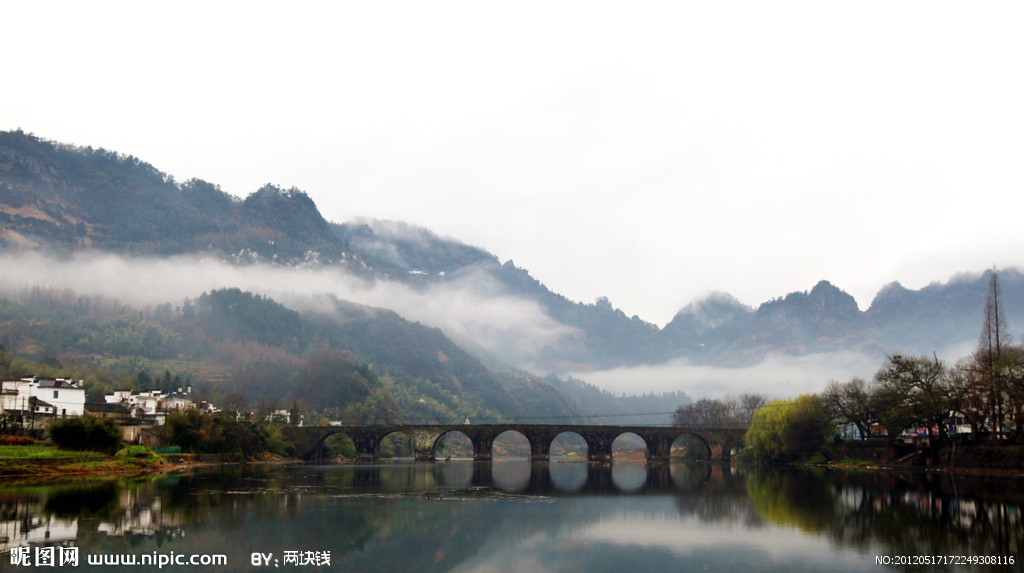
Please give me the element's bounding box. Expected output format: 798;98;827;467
571;352;886;400
0;251;576;364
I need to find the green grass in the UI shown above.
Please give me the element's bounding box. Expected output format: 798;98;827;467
829;458;879;472
115;445;166;462
0;453;170;478
0;444;105;459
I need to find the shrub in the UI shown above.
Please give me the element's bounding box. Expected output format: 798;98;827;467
0;436;36;446
48;417;123;454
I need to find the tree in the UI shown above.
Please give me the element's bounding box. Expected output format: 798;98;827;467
874;354;954;442
745;395;832;461
220;392;249;418
778;395;833;458
673;397;731;426
672;394;766;427
998;346;1024;439
822;378;875;439
975;267;1010;437
738;393;768;423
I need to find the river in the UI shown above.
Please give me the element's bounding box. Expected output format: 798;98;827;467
1;461;1021;572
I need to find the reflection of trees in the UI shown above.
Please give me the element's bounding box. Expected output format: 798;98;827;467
670;464;760;526
666;463;1024;563
43;482;120;520
824;471;1023;562
746;468;835;533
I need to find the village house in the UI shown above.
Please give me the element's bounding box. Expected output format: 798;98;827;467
103;387;217;425
0;377;86;428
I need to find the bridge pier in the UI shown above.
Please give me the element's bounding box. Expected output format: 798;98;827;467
410;428;441;462
585;433;613;464
708;444;731;462
530;439;550;462
353;434;378;463
645;435;673;464
472;431;496;462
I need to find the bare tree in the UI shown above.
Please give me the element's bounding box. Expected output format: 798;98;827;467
822;378;875;439
673;394;767;426
738;393;768;424
972;267;1013;438
220;392;249;418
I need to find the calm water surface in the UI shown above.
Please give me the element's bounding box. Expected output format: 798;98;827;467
2;461;1021;572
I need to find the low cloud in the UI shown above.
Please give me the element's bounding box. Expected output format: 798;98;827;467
1;251;967;400
570;352;884;400
0;251;575;364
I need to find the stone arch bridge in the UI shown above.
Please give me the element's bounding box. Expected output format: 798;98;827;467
281;424;747;463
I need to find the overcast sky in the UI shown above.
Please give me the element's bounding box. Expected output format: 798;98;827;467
3;1;1023;326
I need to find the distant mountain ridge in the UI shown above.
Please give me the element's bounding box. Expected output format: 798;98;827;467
1;130;1017;372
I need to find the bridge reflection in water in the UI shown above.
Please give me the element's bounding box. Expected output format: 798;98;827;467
334;459;737;497
282;424;747;463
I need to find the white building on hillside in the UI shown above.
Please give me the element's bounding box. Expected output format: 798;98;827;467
104;388;216;425
0;377;86;422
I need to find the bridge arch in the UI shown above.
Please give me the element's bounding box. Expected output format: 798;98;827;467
319;431;357;461
377;430;415;460
611;432;648;461
492;429;532;460
311;428;376;463
670;433;713;460
433;430;473;461
551;431;588;460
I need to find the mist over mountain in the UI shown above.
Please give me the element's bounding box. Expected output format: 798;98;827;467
1;130;1018;404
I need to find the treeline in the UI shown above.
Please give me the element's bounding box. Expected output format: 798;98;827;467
679;269;1024;463
161;409;294;458
824;269;1024;446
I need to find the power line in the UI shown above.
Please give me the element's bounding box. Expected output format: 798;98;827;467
345;411;680;426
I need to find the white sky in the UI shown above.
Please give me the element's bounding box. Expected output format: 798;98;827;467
3;1;1023;326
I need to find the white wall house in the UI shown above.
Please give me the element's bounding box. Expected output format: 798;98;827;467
0;377;86;421
103;388;214;425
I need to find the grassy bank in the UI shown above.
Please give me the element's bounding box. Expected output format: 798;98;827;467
0;444;105;459
815;442;1024;477
0;443;174;479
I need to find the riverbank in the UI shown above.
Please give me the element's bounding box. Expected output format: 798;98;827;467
825;441;1024;477
0;445;298;484
0;456;176;484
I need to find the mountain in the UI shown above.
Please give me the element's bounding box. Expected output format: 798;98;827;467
662;292;754;356
0;130;362;267
660;271;1024;366
333;218;670;370
1;130;1018;377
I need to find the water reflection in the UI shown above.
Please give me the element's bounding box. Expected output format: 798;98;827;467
0;463;1021;572
611;462;646;492
490;459;531;493
549;461;587;492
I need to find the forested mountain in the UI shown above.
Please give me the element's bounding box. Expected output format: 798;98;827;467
0;285;592;424
2;129;1020;389
0;130;361;266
